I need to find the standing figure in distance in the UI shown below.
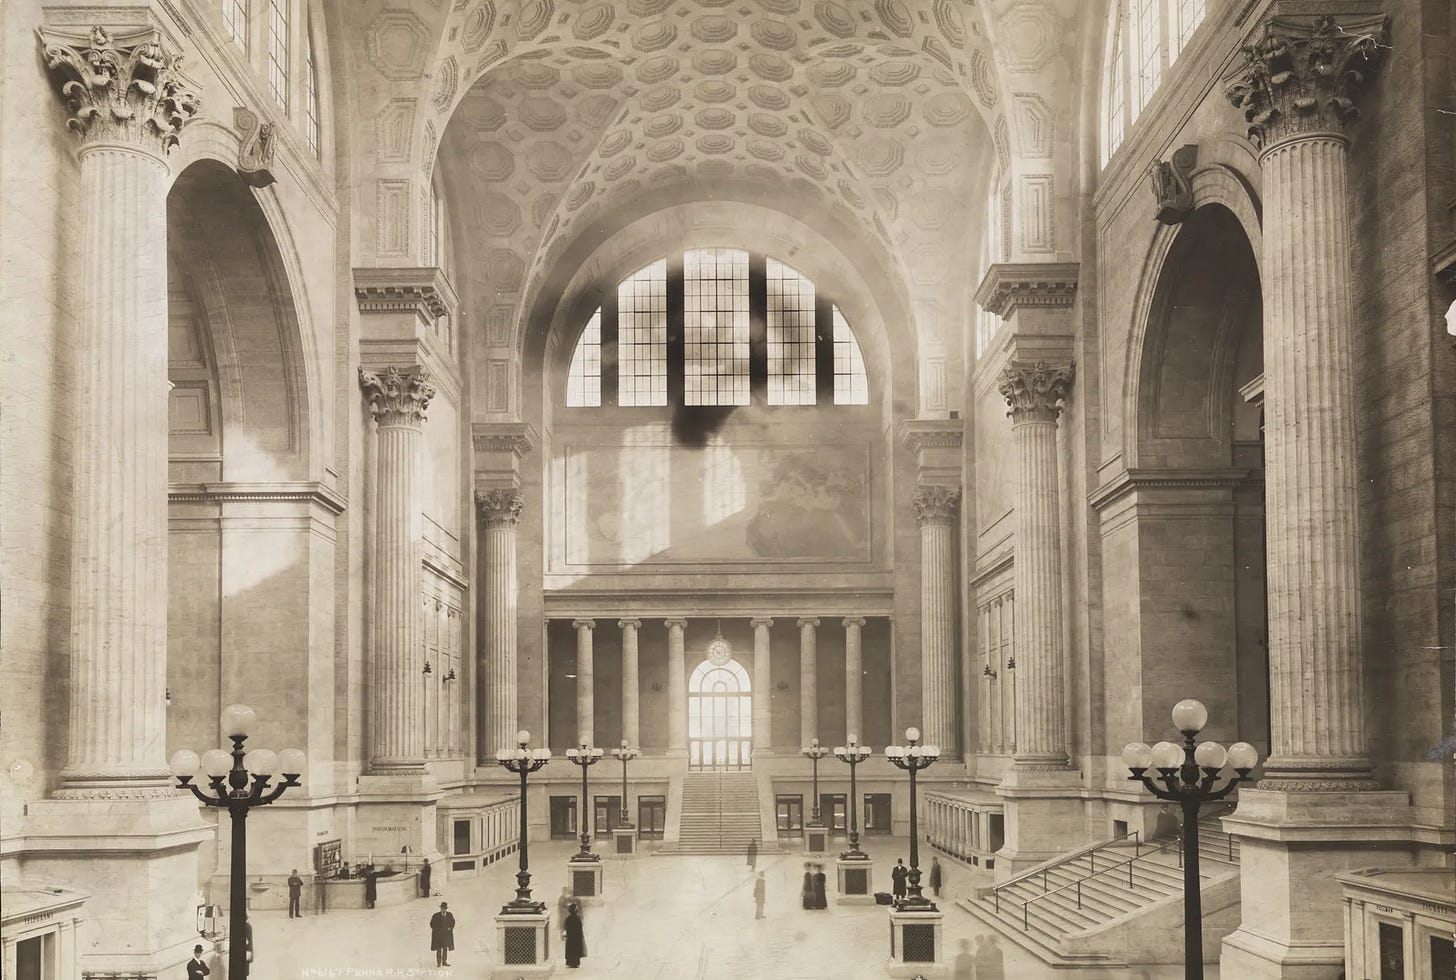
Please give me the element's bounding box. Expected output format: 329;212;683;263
363;866;378;909
557;885;574;940
975;934;1005;980
186;944;210;979
564;902;587;969
286;868;304;918
429;901;455;967
419;857;432;898
747;837;758;871
801;863;814;909
753;871;766;919
811;863;828;910
891;858;908;900
929;856;943;899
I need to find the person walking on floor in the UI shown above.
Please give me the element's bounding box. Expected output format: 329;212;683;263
186;945;210;979
929;856;943;898
746;837;758;871
286;868;304;918
556;885;575;938
753;871;766;919
811;864;828;909
363;867;378;909
564;902;587;969
891;858;908;899
952;938;974;980
974;934;1005;980
429;901;455;967
801;863;814;909
419;857;432;898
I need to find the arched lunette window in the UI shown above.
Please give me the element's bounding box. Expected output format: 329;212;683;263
1101;0;1206;164
565;248;870;408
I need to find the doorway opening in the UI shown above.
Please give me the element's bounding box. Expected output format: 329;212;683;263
688;658;752;770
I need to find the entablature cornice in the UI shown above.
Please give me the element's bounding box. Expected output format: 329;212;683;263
167;480;346;514
973;263;1079;319
1089;467;1261;513
354;266;459;320
540;585;895;620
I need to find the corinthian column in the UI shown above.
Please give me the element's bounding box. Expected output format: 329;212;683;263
619;619;641;748
998;363;1073;769
797;618;820;743
665;619;688;756
1225;13;1387;789
751;618;773;755
37;26;200;796
573;620;596;745
476;488;523;758
913;486;960;754
843;617;865;741
361;366;436;772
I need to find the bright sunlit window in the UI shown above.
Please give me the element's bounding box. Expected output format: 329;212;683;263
1101;0;1205;164
618;260;669;407
268;0;289;110
684;248;750;407
305;32;321;157
224;0;248;50
767;258;817;406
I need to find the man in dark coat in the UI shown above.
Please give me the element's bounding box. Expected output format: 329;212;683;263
746;838;758;871
363;867;378;909
186;945;210;979
801;864;814;909
811;864;828;909
287;868;304;918
564;902;586;968
929;857;943;898
429;901;455;966
891;858;908;898
419;858;432;898
753;871;766;919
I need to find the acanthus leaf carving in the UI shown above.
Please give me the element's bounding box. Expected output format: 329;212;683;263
912;484;961;526
1224;14;1388;151
359;365;436;427
998;361;1075;425
475;487;524;528
37;25;201;154
234;106;277;188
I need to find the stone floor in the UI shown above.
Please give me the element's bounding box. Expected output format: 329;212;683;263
252;837;1215;979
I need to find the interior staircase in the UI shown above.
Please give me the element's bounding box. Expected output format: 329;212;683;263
661;771;764;855
961;811;1242;969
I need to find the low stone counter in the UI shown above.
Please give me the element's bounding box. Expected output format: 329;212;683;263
321;871;420;910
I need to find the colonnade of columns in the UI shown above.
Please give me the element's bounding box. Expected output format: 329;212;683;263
557;616;876;750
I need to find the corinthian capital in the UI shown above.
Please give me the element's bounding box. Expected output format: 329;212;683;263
475;487;524;528
359;366;436;427
998;362;1075;425
913;485;961;526
37;25;200;154
1225;14;1389;151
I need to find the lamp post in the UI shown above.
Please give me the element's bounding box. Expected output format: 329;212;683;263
611;740;638;824
564;742;604;860
170;704;306;980
801;737;830;851
884;726;940;911
1122;699;1259;980
832;735;872;860
802;736;829;821
494;729;551;913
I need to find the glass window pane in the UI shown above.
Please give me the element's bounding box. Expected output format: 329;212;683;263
618;260;668;406
268;0;289;110
832;307;869;405
225;0;249;50
566;309;602;407
766;258;816;405
683;248;750;406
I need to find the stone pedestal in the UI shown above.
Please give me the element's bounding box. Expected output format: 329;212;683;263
1219;788;1412;979
612;827;638;856
836;857;875;905
565;856;604;906
886;907;950;978
805;822;829;854
353;773;444;871
492;909;554;979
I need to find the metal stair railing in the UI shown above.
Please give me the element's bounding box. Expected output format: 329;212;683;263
1010;836;1190;931
991;830;1142;914
1195;802;1239;863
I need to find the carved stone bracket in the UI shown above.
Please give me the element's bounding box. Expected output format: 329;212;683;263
974;262;1080;319
235;106;277;188
912;484;961;527
998;362;1076;425
1149;144;1198;225
37;24;200;154
354;267;458;320
359;365;436;427
475;487;524;529
1225;14;1389;151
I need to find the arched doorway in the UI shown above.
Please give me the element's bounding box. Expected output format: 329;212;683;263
688;658;752;771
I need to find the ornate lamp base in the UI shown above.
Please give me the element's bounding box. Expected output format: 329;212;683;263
611;826;638;856
886;906;949;978
835;855;876;906
565;855;605;906
491;907;554;979
804;821;829;854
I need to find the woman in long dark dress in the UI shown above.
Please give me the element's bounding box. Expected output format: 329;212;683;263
811;866;828;909
564;903;586;968
801;865;814;909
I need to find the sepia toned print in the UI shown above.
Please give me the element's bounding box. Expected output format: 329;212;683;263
1;1;1452;979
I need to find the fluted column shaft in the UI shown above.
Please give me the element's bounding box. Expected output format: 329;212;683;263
619;619;641;747
666;619;687;755
751;618;773;754
998;364;1073;768
362;367;436;772
843;617;865;740
60;143;173;792
573;620;595;745
913;486;961;754
477;489;523;758
797;618;819;743
1222;15;1389;787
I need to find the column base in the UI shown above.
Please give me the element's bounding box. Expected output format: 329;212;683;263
886;907;950;978
566;856;605;905
993;766;1083;881
22;795;212;978
836;856;876;905
1220;787;1413;980
493;908;555;978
